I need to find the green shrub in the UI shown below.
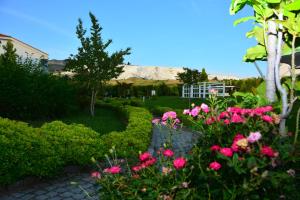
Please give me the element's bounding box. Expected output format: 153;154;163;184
0;103;152;186
101;106;152;157
41;121;104;165
0;118;63;185
0;60;78;120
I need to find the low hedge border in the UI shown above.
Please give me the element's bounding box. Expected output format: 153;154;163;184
0;104;152;186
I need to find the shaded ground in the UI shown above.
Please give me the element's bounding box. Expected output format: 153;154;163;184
0;125;199;200
0;173;100;200
29;107;126;135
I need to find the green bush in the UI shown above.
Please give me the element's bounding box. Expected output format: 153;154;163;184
0;103;152;186
0;59;78;120
0;118;63;185
101;105;153;157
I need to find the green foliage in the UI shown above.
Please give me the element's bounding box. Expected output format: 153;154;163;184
177;67;208;84
101;105;153;158
0;40;18;65
0;43;77;120
65;12;130;115
0;103;152;186
0;118;63;185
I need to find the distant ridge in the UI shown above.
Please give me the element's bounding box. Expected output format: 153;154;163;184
47;60;241;80
118;65;241;80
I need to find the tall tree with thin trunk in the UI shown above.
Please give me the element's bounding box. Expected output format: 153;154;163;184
66;12;131;116
230;0;300;136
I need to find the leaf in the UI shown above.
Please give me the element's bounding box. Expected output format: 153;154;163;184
243;44;267;62
285;0;300;11
246;26;265;45
265;0;281;3
234;16;256;26
230;0;248;15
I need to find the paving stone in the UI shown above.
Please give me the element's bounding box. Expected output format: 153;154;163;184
35;194;49;200
21;193;35;200
59;191;73;198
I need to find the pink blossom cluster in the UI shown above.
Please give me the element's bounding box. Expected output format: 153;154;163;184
132;152;157;172
183;105;274;125
153;111;181;129
104;166;122;174
183;103;210;117
217;106;274;125
132;150;187;173
209;132;278;171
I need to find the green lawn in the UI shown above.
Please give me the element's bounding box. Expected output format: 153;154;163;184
144;96;205;110
29;107;126;134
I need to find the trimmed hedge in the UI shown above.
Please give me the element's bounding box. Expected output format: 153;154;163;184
101;105;152;157
0;104;152;186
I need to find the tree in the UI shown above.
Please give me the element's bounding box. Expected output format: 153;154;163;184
177;67;204;84
230;0;300;136
0;40;18;65
200;68;208;82
66;12;131;116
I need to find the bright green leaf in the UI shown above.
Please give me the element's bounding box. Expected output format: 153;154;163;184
243;44;267;62
230;0;248;15
285;0;300;11
246;26;265;45
234;16;256;26
265;0;281;3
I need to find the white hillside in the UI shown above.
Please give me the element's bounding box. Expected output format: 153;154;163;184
117;65;240;80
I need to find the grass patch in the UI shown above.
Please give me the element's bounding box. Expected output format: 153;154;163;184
144;96;203;110
29;107;126;134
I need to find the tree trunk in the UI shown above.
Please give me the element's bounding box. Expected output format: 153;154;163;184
90;88;96;116
274;14;288;136
266;20;277;103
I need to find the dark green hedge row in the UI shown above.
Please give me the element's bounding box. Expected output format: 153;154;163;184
0;105;152;186
101;104;153;157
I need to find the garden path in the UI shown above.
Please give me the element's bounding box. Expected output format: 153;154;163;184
0;125;198;200
148;125;199;156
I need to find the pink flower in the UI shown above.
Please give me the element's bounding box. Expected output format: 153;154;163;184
152;118;160;124
231;134;245;152
163;149;174;157
219;111;229;119
227;107;242;114
261;115;273;123
174;118;180;124
223;119;230;125
231;113;245;123
143;157;157;167
205;117;215;125
209;161;221;171
261;146;276;157
210;145;221;151
139;152;152;162
220;148;233;157
183;109;190;115
233;134;245;142
231;143;239;152
162;111;177;121
190;106;200;117
200;103;210;113
91;171;101;178
247;132;262;143
132;165;142;172
173;157;187;169
104;166;121;174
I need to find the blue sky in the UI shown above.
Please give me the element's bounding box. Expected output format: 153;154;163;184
0;0;265;77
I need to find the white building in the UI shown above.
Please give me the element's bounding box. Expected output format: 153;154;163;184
0;34;48;62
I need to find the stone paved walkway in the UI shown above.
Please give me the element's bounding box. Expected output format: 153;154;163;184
0;173;100;200
148;125;199;156
0;125;198;200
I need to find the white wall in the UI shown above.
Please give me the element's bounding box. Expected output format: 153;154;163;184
0;38;48;62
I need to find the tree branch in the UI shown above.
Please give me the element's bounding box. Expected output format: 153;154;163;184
254;61;265;80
